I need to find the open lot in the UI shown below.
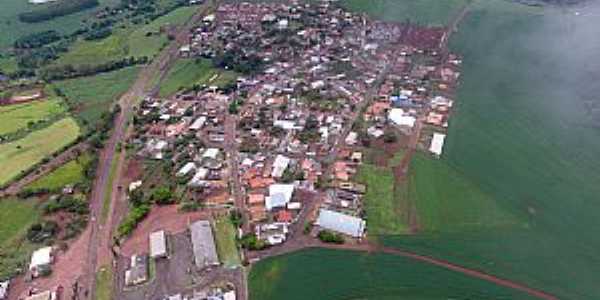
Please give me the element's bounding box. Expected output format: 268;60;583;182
385;0;600;299
213;217;241;268
158;58;237;97
0;97;66;136
25;153;92;192
355;164;408;236
339;0;469;27
0;117;80;186
52;66;140;127
249;248;539;300
0;197;41;278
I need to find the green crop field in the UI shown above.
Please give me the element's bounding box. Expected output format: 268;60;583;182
249;248;538;300
55;5;197;68
52;66;140;126
0;117;80;186
0;0;120;48
26;153;92;192
158;58;238;97
339;0;469;27
355;164;408;235
213;217;241;267
384;0;600;299
406;153;520;232
0;97;67;136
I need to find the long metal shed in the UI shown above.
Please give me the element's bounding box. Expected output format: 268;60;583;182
189;220;219;269
149;230;168;258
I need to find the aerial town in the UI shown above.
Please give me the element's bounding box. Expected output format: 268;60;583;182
3;0;461;299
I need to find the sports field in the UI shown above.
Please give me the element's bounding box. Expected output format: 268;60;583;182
339;0;469;27
0;117;80;186
249;248;538;300
52;66;140;126
0;97;66;136
385;0;600;299
26;153;92;192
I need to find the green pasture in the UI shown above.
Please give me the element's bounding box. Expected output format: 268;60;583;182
249;248;539;300
339;0;469;26
0;117;80;186
26;153;92;191
52;66;140;126
0;97;66;136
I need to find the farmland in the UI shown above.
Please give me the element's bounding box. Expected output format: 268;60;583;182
249;248;539;300
384;0;600;299
0;117;80;186
25;153;92;192
158;58;237;97
54;6;197;68
0;97;67;136
52;66;140;127
339;0;469;27
0;0;120;48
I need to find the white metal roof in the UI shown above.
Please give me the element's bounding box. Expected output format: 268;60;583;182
316;209;366;238
388;108;416;128
429;133;446;156
266;184;294;210
271;155;290;178
149;231;167;258
190;220;219;268
30;247;52;270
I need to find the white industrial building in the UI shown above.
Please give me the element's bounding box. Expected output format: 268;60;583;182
266;184;295;211
190;221;219;269
271;155;290;178
149;230;168;259
316;209;366;238
429;133;446;157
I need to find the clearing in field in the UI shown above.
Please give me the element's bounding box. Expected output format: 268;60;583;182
0;117;80;186
158;58;238;97
249;248;539;300
25;153;92;192
384;0;600;299
0;96;67;136
213;217;241;267
339;0;469;27
52;66;140;127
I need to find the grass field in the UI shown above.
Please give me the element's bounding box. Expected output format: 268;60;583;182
384;0;600;299
158;58;237;97
0;97;67;136
0;0;121;48
101;150;121;224
0;197;41;279
95;265;113;300
339;0;469;26
213;217;241;267
26;153;92;192
0;56;18;74
249;248;539;300
127;6;197;59
0;117;80;186
52;66;140;127
355;164;408;235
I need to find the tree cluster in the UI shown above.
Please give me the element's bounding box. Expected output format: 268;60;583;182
19;0;100;23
